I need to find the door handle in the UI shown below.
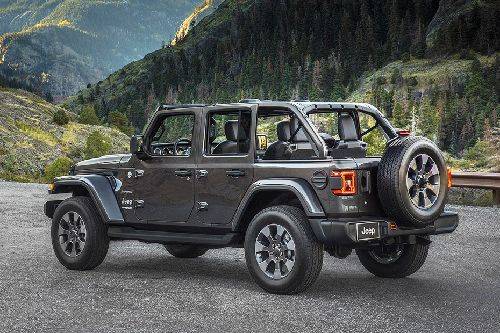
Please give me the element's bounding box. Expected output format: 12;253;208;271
174;169;192;177
196;169;208;179
226;169;245;177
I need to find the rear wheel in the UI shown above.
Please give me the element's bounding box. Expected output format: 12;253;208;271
356;242;429;278
163;244;208;258
51;196;109;270
244;205;323;294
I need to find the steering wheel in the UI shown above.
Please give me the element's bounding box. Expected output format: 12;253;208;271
174;138;191;155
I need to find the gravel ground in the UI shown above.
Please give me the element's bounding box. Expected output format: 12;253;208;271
0;181;499;333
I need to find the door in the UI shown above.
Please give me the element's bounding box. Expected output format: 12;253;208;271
133;112;197;223
192;106;255;225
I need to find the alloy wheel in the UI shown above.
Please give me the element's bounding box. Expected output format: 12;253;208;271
254;224;296;280
406;154;440;209
58;212;86;258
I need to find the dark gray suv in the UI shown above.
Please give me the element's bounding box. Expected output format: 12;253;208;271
45;101;458;294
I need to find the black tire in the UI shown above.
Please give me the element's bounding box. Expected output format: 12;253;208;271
377;136;448;228
356;242;429;278
163;244;208;258
244;205;323;294
51;196;109;270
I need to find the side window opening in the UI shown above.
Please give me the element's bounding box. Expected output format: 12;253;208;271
357;112;387;157
206;110;251;155
149;114;194;156
308;110;388;158
256;109;318;161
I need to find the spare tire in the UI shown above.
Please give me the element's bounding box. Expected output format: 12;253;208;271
377;136;448;228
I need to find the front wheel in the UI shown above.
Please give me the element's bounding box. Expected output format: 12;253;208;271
244;205;323;294
51;196;109;270
356;242;429;278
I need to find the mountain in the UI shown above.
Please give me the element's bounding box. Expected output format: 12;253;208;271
0;0;202;101
0;87;129;182
66;0;499;165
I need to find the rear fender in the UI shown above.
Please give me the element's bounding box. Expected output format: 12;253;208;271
231;178;325;230
47;175;124;223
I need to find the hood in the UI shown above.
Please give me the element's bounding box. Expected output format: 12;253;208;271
74;154;131;171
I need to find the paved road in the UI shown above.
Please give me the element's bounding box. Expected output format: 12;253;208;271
0;182;499;333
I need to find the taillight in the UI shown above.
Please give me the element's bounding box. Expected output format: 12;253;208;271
397;129;411;137
447;168;452;188
331;170;357;196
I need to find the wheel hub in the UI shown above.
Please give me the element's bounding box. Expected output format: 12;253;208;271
417;175;427;188
254;224;296;280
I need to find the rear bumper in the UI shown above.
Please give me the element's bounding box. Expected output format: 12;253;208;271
309;211;459;246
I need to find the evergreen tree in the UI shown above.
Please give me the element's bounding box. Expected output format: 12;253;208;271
78;105;100;125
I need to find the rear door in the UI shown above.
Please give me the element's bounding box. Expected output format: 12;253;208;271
191;105;256;225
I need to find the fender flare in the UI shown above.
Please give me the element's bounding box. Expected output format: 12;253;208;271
48;175;124;223
231;178;325;230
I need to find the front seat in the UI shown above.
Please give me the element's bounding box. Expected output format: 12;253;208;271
263;121;292;160
213;120;247;155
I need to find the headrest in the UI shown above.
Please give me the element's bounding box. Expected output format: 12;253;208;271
277;121;291;141
338;114;358;141
224;120;246;142
290;117;308;142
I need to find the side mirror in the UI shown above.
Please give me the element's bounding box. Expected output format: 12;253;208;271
130;135;144;155
256;134;268;150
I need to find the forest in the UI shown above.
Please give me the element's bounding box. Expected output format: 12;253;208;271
62;0;498;170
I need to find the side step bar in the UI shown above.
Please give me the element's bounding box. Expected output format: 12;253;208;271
108;227;239;247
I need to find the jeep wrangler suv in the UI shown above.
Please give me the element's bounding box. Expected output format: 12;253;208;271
45;101;458;294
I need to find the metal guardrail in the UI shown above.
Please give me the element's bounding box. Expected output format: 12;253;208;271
451;172;500;207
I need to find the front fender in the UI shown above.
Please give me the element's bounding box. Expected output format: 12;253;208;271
231;178;326;230
48;175;124;223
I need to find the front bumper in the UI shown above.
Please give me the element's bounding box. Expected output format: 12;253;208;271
309;211;459;246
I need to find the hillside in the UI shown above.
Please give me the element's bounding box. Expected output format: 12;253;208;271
0;0;201;100
349;54;499;171
66;0;499;165
0;87;129;182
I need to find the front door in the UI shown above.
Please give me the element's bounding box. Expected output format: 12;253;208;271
133;112;197;223
192;106;255;225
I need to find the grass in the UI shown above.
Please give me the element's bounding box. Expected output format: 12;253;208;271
15;121;59;147
350;54;498;100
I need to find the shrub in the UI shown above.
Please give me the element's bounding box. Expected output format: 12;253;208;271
462;140;491;169
401;52;411;62
83;131;111;159
374;76;387;86
390;68;402;85
44;157;73;182
52;109;69;125
108;111;134;136
78;105;100;125
405;76;418;86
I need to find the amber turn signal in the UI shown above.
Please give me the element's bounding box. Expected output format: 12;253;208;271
388;222;398;230
48;183;55;192
331;170;357;196
447;167;452;188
